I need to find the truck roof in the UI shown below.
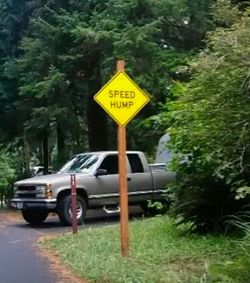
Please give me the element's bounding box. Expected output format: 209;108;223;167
75;151;144;155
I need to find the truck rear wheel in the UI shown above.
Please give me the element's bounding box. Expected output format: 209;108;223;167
22;209;48;225
57;195;86;226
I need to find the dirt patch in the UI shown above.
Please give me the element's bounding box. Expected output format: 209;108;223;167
38;235;89;283
0;211;22;224
0;211;22;231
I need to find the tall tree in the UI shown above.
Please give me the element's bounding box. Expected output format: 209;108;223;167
1;0;215;170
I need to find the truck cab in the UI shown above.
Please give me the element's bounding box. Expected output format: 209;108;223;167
11;151;175;225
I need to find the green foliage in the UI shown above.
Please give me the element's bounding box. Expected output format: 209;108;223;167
5;6;91;166
213;0;241;27
0;151;15;189
0;150;15;206
167;2;250;233
209;222;250;282
44;216;246;283
0;0;214;168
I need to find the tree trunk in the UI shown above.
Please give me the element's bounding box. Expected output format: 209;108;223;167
23;138;31;177
86;61;109;151
87;94;109;150
43;131;49;175
57;124;66;168
84;53;109;150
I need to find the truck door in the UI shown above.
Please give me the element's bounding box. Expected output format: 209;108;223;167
88;154;120;206
127;153;153;203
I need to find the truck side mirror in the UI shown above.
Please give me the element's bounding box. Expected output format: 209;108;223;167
95;168;107;176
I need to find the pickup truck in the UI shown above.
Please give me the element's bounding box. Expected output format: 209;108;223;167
11;151;175;225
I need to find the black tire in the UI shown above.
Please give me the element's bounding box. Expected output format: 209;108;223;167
57;195;86;226
22;209;48;225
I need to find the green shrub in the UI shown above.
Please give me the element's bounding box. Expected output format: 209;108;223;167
167;3;250;233
169;156;250;233
0;151;15;207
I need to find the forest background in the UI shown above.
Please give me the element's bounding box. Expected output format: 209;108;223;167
0;0;250;233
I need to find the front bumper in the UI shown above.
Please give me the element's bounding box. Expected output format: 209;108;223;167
11;198;57;210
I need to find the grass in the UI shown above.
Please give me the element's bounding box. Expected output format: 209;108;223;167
42;216;250;283
209;221;250;283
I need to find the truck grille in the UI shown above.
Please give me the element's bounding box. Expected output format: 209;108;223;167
16;186;36;198
17;186;36;191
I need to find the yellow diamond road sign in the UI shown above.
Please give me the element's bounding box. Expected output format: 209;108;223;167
94;71;150;127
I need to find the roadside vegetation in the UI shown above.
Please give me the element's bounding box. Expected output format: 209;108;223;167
0;151;15;208
44;216;250;283
1;0;250;281
166;2;250;234
1;1;249;228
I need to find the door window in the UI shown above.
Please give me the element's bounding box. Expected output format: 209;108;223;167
99;155;118;174
127;154;144;173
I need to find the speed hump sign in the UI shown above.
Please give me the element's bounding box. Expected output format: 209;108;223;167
94;71;150;126
94;61;150;257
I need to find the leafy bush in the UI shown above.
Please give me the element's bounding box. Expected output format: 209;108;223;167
167;2;250;233
0;151;15;206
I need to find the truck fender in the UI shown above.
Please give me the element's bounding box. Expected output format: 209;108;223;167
56;187;89;206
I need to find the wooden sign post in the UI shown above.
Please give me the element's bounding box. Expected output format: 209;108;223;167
94;60;150;257
117;60;129;256
70;174;78;234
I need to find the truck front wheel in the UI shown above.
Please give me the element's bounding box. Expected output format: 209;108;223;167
22;209;48;225
57;195;86;226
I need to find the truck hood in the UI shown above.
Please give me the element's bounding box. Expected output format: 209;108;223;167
15;173;91;185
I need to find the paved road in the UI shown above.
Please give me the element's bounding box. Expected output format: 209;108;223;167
0;213;58;283
0;207;142;283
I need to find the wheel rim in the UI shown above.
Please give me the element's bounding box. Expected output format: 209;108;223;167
69;200;83;219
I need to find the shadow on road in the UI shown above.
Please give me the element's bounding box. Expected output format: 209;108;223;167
9;206;145;234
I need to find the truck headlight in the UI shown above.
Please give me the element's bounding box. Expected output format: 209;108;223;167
36;185;46;193
36;185;46;197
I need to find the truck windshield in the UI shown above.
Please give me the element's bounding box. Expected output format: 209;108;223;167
59;154;99;174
